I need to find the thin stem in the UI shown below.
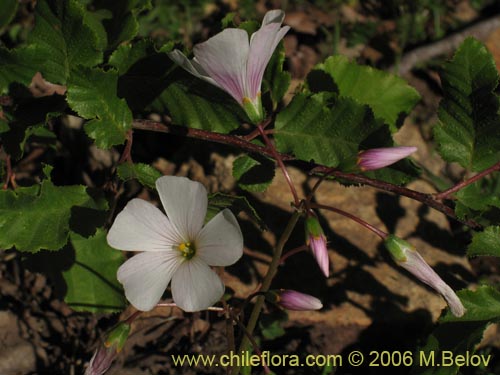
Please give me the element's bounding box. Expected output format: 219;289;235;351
280;245;309;264
233;318;272;374
312;203;388;240
124;310;142;324
156;302;225;312
434;161;500;200
221;299;235;368
119;130;134;163
132;119;481;229
230;210;302;375
257;123;300;207
2;152;12;190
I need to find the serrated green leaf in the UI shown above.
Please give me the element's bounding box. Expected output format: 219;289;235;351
117;162;162;189
0;46;43;93
434;37;500;172
263;42;290;109
274;93;382;167
152;73;243;133
67;67;132;148
310;55;420;131
30;0;103;84
207;192;266;230
232;155;275;193
441;286;500;322
93;0;152;50
62;229;125;312
0;0;18;29
109;40;175;111
0;118;8;134
456;173;500;212
468;226;500;257
411;321;489;375
0;180;101;252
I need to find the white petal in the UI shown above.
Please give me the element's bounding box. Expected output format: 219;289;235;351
171;257;224;312
107;199;181;252
156;176;208;242
117;251;182;311
247;22;289;99
262;10;286;25
193;28;249;103
168;49;219;88
196;209;243;266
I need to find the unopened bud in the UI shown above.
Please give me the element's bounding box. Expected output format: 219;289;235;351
269;289;323;311
384;235;465;317
305;216;329;277
357;146;417;171
85;322;131;375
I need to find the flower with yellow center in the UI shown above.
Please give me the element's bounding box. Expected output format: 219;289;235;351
107;176;243;312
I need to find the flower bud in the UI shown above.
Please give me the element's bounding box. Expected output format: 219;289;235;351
357;146;417;171
268;289;323;311
85;322;131;375
384;235;465;317
305;216;329;277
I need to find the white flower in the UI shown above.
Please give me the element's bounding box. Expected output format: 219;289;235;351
169;10;290;123
107;176;243;312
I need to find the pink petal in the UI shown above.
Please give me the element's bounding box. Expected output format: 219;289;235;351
358;146;417;171
193;29;249;103
247;12;290;99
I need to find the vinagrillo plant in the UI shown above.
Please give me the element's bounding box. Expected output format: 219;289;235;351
1;1;500;374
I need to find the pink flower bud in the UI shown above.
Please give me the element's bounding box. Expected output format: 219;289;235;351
305;216;329;277
357;146;417;171
384;235;465;317
275;289;323;311
85;322;131;375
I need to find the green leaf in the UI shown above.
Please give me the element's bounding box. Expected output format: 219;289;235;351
259;309;288;340
434;37;500;171
411;321;489;375
109;40;175;111
468;226;500;257
274;93;382;167
117;162;162;189
456;173;500;212
67;67;132;148
0;0;18;29
207;192;266;230
0;180;101;252
62;229;126;312
152;72;243;133
263;42;290;109
441;286;500;323
30;0;103;84
309;55;420;131
0;46;43;94
92;0;152;50
232;155;275;193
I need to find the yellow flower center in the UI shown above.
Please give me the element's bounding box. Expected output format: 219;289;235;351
178;242;196;260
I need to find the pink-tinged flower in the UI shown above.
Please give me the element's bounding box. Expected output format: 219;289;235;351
384;235;465;317
275;289;323;311
169;10;290;124
305;216;330;277
357;146;417;171
85;322;131;375
107;176;243;312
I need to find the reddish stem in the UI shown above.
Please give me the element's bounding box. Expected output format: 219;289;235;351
2;153;13;190
280;245;309;264
434;161;500;200
257;123;300;207
119;130;134;163
311;203;388;239
131;119;481;229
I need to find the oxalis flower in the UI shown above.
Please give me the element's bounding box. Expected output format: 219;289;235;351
107;176;243;312
169;10;290;124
